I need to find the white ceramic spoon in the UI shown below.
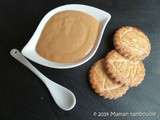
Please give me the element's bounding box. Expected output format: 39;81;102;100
10;49;76;111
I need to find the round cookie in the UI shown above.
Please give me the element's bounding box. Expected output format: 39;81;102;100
105;50;145;86
114;26;151;61
89;59;128;99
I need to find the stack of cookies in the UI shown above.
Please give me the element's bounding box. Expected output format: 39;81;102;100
89;26;151;100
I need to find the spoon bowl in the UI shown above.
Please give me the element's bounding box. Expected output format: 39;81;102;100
44;77;76;111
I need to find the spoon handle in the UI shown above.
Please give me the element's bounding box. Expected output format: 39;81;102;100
10;49;52;85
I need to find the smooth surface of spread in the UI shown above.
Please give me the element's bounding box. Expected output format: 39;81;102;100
36;11;99;63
